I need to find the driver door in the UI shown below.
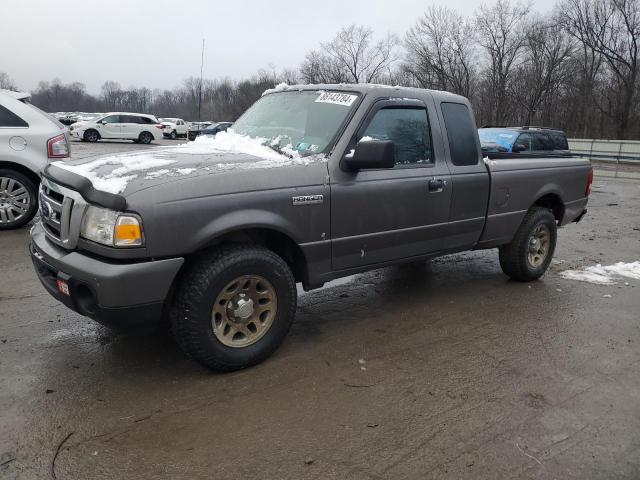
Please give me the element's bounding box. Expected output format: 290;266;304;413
330;99;452;271
98;115;122;139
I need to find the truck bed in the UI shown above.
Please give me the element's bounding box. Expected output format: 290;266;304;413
477;155;592;248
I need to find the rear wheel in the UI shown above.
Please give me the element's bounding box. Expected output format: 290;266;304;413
170;245;297;372
499;207;557;281
83;129;99;142
170;130;177;140
139;131;153;144
0;169;38;230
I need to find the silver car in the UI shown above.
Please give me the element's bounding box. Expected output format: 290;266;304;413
0;89;70;229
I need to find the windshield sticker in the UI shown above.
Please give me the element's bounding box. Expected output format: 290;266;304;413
296;142;320;152
315;92;357;106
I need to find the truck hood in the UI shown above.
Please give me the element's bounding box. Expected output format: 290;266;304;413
46;133;328;209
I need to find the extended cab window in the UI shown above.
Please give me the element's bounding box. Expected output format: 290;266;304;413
0;104;28;127
441;102;479;166
361;107;432;165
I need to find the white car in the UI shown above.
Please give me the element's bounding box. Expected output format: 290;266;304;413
69;112;164;144
158;118;188;140
0;89;70;229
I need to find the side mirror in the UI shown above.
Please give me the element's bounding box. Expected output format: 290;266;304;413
512;143;527;153
343;139;395;171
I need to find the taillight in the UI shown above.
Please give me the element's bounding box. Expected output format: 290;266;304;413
585;168;594;196
47;134;69;159
155;124;165;129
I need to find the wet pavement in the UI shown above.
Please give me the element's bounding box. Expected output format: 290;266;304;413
1;144;639;479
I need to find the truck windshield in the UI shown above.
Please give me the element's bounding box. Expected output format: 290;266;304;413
231;90;359;155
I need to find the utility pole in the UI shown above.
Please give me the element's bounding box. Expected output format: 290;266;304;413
198;39;205;121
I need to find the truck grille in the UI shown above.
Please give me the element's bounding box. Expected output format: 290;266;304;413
39;178;87;249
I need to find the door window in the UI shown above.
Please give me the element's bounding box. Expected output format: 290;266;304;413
120;115;139;123
532;132;553;151
360;107;433;165
515;133;532;151
101;115;121;124
0;104;28;127
550;132;569;150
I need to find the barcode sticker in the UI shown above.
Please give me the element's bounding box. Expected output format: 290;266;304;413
315;92;357;106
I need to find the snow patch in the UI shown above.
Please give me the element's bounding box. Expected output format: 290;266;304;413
54;155;177;194
263;82;290;95
559;261;640;285
174;131;321;167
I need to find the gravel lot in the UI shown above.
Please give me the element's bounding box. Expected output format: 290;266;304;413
1;139;639;479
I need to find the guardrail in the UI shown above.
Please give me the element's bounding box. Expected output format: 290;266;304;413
569;139;640;164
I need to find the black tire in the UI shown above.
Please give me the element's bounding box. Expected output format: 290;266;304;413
499;207;557;282
170;245;297;372
83;129;99;142
139;131;153;144
170;130;177;140
0;169;38;230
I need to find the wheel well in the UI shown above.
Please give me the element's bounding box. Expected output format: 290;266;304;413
534;194;564;223
194;228;308;283
0;161;41;189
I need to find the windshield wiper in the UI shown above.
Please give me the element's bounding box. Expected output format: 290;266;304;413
265;143;294;158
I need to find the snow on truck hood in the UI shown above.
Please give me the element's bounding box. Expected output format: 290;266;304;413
53;131;324;195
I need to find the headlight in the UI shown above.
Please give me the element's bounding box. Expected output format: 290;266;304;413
80;206;144;247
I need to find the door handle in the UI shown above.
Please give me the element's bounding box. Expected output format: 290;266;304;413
428;178;446;193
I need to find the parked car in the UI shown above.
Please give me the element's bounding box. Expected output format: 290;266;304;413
478;127;570;155
30;84;592;371
0;89;70;229
69;112;163;144
158;118;188;140
196;121;233;138
187;121;213;140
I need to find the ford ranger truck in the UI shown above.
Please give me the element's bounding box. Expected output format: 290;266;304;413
30;84;593;372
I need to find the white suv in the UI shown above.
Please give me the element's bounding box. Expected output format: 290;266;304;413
158;118;188;140
69;112;164;144
0;89;70;229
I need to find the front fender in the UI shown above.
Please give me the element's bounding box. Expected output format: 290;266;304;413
189;208;306;253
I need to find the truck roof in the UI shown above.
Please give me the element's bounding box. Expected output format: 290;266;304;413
262;83;468;104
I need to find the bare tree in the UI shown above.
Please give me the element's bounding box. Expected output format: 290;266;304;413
301;25;399;84
476;0;531;124
510;19;573;124
404;6;476;97
559;0;640;138
0;72;18;91
100;81;123;111
300;50;349;84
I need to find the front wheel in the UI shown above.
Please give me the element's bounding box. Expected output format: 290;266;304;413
83;129;99;142
499;207;557;281
170;245;297;372
0;169;38;230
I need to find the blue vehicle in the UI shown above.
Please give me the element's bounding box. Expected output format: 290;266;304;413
190;121;233;140
478;127;569;154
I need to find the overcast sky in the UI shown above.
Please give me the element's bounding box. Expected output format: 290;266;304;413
3;0;558;94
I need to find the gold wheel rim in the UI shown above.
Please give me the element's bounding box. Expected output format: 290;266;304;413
211;275;277;348
527;225;550;268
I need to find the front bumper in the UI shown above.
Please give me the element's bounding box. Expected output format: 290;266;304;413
30;223;184;327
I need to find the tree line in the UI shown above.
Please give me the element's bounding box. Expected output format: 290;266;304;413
2;0;638;139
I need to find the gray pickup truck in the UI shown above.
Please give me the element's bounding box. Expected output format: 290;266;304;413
30;84;592;371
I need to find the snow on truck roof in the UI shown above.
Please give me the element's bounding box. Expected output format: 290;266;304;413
262;83;468;103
